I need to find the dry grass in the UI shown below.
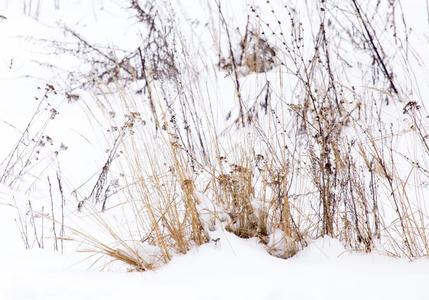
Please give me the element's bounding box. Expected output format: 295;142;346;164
9;0;429;270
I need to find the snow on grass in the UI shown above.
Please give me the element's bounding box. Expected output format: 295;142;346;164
1;226;428;300
1;0;429;299
0;186;428;299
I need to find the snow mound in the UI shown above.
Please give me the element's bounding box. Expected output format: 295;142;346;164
1;230;428;300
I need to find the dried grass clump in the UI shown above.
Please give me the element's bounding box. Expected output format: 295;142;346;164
218;164;258;238
219;28;277;75
20;0;429;270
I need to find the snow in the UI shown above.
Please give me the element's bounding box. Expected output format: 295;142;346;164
1;0;429;299
1;187;428;299
1;225;428;300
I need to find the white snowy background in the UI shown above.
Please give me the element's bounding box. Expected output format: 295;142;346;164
0;0;429;299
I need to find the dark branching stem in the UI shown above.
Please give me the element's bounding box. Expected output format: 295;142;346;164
64;27;135;78
350;0;400;98
48;176;58;252
215;0;245;126
138;47;160;131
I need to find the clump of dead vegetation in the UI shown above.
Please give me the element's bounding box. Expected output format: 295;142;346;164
10;0;429;270
218;22;278;75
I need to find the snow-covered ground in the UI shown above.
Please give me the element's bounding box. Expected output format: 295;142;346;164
1;198;428;300
1;1;429;299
